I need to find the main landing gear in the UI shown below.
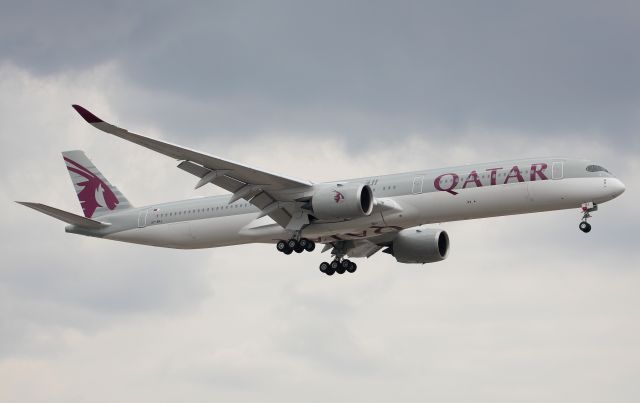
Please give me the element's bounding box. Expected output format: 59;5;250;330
276;238;316;254
319;259;357;276
276;238;357;276
579;202;597;233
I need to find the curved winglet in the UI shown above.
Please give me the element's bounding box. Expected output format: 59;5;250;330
71;104;103;124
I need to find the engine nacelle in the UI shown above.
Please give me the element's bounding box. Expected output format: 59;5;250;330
311;183;374;220
384;227;450;264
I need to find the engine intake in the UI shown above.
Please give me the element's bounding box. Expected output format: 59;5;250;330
311;183;374;220
384;227;450;264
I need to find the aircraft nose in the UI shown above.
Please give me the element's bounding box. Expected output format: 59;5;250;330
609;178;626;198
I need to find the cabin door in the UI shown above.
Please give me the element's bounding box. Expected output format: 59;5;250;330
412;175;424;194
137;209;149;228
552;162;564;180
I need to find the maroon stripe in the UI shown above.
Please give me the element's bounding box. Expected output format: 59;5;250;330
71;104;103;123
64;157;96;178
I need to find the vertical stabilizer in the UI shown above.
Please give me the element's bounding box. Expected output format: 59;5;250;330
62;150;132;218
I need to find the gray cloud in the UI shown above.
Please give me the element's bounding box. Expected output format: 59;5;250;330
1;2;640;402
1;1;638;149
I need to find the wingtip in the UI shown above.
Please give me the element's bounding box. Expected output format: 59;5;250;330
71;104;103;124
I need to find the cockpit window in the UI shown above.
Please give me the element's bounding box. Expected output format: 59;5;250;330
586;165;610;173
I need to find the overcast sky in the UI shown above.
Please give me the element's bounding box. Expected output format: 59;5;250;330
1;1;639;402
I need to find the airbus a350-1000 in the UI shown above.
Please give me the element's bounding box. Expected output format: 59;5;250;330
18;105;626;276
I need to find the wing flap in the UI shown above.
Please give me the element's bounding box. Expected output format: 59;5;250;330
177;160;292;226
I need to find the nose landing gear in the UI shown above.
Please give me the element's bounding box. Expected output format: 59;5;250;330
579;202;597;233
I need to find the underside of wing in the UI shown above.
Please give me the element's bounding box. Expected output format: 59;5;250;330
341;239;384;258
319;229;400;259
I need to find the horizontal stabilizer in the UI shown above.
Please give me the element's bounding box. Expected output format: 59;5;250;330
16;202;109;229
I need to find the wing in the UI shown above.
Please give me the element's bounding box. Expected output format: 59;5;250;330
71;105;313;227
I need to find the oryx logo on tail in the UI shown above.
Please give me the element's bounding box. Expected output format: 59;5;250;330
64;156;119;218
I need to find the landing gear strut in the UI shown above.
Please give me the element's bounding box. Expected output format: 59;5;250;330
579;202;597;233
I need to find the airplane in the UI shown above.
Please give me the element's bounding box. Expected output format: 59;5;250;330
17;105;626;276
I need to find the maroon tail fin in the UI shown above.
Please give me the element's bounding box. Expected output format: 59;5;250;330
62;150;132;218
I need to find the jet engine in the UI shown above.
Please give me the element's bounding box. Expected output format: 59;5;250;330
311;183;374;220
383;227;450;264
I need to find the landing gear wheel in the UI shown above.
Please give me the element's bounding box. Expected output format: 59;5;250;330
299;238;309;249
346;262;357;273
304;240;316;252
330;260;340;271
341;260;351;270
579;221;592;233
287;239;299;250
283;248;293;255
319;262;330;273
276;240;288;252
296;238;309;253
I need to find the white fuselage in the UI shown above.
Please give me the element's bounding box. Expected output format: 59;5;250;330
88;157;625;249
